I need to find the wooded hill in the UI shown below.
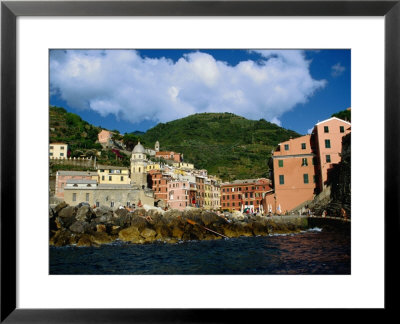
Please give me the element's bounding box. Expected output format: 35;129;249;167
49;107;301;180
141;112;300;181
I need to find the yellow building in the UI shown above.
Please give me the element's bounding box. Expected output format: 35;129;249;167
173;162;194;170
203;181;212;210
97;165;130;184
49;143;68;159
146;162;161;172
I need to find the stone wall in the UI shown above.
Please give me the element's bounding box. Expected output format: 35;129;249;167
50;156;96;168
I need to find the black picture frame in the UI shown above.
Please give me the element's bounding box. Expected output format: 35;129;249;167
1;0;399;322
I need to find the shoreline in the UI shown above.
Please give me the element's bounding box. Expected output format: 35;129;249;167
50;202;348;247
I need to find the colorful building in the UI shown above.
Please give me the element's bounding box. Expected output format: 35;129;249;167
221;178;271;213
55;170;98;198
148;170;171;206
167;179;191;210
155;151;182;162
49;143;68;159
265;116;351;214
97;165;130;185
98;130;112;146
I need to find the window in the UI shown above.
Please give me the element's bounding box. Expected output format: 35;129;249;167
232;202;235;206
325;139;331;148
60;153;64;157
284;144;289;151
279;175;284;185
72;193;76;201
313;175;316;183
324;126;329;133
301;143;306;150
86;193;89;201
340;126;345;133
127;202;131;207
60;146;64;150
232;195;235;199
50;146;54;149
250;192;253;198
96;201;100;207
301;158;308;166
121;176;124;181
49;152;53;156
245;193;248;198
303;174;309;184
111;201;114;207
326;155;331;163
102;176;105;181
109;176;112;181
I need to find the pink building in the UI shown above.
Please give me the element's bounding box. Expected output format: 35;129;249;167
55;170;98;198
264;116;351;213
155;151;182;162
98;130;112;145
167;180;191;210
312;117;351;191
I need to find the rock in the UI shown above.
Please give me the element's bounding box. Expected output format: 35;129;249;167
96;224;107;233
54;201;68;214
69;220;89;234
110;225;121;235
90;232;113;245
130;215;148;231
200;211;221;226
118;226;145;244
132;208;146;217
112;212;132;228
114;208;129;218
77;234;96;247
50;229;74;246
76;205;95;222
171;225;184;239
94;206;113;218
140;228;157;242
57;206;77;228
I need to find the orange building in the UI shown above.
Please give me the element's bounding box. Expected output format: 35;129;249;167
313;117;351;191
221;178;271;213
264;116;351;214
148;170;171;205
98;129;112;145
155;151;182;162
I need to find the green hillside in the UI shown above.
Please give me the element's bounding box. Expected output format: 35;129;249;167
49;106;130;167
141;113;300;181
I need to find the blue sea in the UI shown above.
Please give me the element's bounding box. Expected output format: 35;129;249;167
49;228;350;275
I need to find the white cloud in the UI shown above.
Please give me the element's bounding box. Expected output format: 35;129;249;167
50;50;326;127
331;62;345;77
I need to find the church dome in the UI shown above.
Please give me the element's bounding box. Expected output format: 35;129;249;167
132;141;145;154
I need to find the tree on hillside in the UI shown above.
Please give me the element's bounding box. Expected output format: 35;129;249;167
332;109;351;122
122;133;140;151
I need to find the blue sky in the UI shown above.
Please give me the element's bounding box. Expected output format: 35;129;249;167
50;49;350;135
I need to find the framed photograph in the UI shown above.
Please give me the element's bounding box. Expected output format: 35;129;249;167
1;0;398;321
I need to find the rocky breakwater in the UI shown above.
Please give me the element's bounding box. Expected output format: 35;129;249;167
49;202;308;247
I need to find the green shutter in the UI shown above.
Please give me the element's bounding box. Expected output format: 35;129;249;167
278;160;283;167
303;174;309;184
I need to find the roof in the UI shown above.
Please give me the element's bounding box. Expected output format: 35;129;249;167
132;142;145;153
57;171;97;176
66;179;97;184
315;117;351;126
97;165;129;170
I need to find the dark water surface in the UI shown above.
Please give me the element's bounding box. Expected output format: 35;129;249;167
49;228;350;274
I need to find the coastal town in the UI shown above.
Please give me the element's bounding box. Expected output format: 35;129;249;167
50;111;351;218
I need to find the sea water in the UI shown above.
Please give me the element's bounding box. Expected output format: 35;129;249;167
49;228;350;275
